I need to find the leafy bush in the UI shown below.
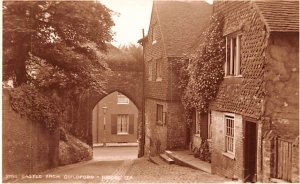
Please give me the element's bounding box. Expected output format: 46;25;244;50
9;84;61;133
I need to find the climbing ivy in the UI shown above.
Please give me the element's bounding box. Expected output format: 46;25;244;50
9;85;61;133
172;14;225;126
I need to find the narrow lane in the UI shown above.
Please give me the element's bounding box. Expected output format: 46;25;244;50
17;146;138;183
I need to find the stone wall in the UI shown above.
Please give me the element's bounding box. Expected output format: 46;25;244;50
144;99;186;156
144;98;168;156
2;89;59;181
262;32;299;182
166;102;187;150
68;69;143;149
264;33;299;141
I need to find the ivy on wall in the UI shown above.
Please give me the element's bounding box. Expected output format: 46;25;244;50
171;14;225;127
9;85;61;133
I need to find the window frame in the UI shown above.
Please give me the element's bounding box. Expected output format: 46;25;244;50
156;59;162;81
224;34;242;77
117;93;129;104
117;114;129;135
148;61;153;81
224;114;235;155
156;104;164;125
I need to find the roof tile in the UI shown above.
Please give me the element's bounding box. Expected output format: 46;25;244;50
154;0;213;57
254;1;299;32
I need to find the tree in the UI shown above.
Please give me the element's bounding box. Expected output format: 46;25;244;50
3;1;115;132
3;1;114;93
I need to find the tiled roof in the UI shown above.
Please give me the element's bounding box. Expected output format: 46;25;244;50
154;0;213;57
254;1;299;32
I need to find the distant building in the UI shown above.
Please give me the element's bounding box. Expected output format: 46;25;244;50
140;0;212;156
92;91;138;144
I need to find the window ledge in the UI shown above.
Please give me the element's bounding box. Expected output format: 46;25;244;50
194;134;200;137
117;133;129;135
207;139;212;142
224;75;243;78
117;103;129;105
156;78;162;82
222;152;235;160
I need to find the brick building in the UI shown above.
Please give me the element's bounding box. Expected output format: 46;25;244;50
139;0;212;156
203;1;299;182
92;91;138;144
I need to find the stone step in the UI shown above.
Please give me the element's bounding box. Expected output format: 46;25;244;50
149;156;168;165
159;153;175;164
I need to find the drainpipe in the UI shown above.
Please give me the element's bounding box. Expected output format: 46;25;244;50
138;29;146;157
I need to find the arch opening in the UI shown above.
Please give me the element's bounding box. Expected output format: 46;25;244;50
92;91;139;160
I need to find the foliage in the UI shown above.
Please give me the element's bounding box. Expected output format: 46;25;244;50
3;1;114;93
171;14;225;126
106;44;143;71
199;139;211;162
3;1;115;132
9;85;61;133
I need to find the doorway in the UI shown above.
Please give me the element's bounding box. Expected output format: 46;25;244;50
244;121;257;182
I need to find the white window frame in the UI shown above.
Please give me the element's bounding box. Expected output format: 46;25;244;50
148;61;153;81
224;114;235;155
224;35;241;77
117;114;129;135
117;93;129;104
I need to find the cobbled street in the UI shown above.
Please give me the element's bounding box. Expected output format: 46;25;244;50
14;146;233;183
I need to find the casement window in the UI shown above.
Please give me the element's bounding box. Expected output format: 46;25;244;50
111;114;134;135
117;92;129;104
156;104;164;125
148;62;153;81
156;59;162;81
225;35;241;76
225;115;235;154
117;114;129;134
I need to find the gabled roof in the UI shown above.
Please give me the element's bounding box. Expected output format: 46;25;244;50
154;0;213;57
254;1;299;32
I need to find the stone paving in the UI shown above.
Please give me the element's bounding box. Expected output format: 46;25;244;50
122;158;235;183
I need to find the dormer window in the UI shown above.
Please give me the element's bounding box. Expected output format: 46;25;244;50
224;35;241;77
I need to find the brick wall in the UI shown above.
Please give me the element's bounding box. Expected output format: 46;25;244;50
210;110;243;180
92;92;138;143
2;89;59;179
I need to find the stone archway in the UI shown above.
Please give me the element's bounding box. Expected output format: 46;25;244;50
70;69;145;157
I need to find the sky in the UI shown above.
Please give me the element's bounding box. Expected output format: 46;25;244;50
99;0;213;47
99;0;153;47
